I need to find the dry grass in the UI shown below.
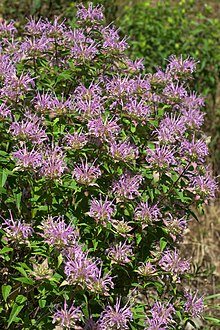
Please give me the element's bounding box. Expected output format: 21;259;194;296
182;202;220;328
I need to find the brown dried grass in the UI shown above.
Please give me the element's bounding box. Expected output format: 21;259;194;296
182;202;220;329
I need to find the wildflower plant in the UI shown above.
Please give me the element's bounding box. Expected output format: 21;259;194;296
0;3;217;330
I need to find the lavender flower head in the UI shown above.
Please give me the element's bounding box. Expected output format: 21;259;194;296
122;98;152;123
110;140;139;163
156;114;186;144
145;144;176;170
73;159;101;185
137;261;157;277
9;113;48;144
87;116;120;141
0;20;17;36
89;196;116;226
107;241;134;265
163;214;187;241
98;297;132;330
63;131;87;150
112;173;143;201
184;290;204;318
76;3;104;22
159;248;190;282
145;301;175;330
64;249;98;289
0;103;11;120
180;136;209;162
134;201;161;227
40;146;67;179
166;55;198;76
39;215;77;249
12;146;42;171
52;300;82;329
189;169;218;201
1;211;33;244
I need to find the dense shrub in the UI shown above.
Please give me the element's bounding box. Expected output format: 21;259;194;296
0;3;217;329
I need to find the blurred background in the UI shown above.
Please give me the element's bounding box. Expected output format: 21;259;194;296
0;0;219;328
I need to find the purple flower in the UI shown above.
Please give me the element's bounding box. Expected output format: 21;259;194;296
0;103;11;120
109;140;139;162
89;196;116;226
163;82;187;103
166;55;198;76
40;146;67;179
112;173;143;200
64;249;98;288
71;39;98;62
122;98;151;122
184;291;204;318
52;300;82;329
180;136;209;162
134;201;161;227
98;297;132;330
181;107;204;128
1;211;33;243
74;83;104;118
39;215;77;249
44;16;66;38
89;266;114;296
24;17;47;35
107;241;134;264
1;72;35;100
12;146;42;170
145;144;176;170
0;20;17;36
163;214;187;241
0;54;16;77
63;131;87;150
159;249;190;281
73;159;101;185
64;250;113;295
76;3;104;22
156;114;186;143
145;301;175;329
106;75;135;98
101;26;128;53
87;116;120;141
9;114;48;144
189;170;218;200
124;58;145;73
183;91;205;110
33;92;73;117
20;36;51;57
137;261;157;277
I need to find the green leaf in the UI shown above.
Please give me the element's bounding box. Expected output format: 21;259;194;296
1;169;8;187
7;295;27;328
39;299;46;308
0;247;13;254
14;192;22;211
203;316;220;325
13;277;35;285
159;237;167;251
57;253;63;268
2;285;12;301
